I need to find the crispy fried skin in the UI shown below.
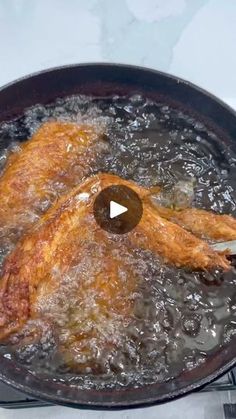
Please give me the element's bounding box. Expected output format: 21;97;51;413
0;121;104;246
0;174;230;345
153;206;236;242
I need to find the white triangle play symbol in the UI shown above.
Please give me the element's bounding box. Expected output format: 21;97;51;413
109;200;128;219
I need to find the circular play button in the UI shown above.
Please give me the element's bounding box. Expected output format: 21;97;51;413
93;184;143;234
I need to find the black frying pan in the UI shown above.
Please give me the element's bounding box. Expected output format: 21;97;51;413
0;63;236;409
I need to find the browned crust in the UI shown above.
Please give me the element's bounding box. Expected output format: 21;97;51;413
0;173;230;341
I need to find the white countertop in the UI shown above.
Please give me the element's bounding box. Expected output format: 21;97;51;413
0;0;236;103
0;0;236;418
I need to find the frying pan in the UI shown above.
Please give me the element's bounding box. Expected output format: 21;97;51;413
0;63;236;409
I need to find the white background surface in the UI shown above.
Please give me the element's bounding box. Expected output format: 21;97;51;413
0;0;236;418
0;0;236;105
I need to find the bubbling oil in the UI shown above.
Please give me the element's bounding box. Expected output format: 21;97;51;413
0;94;236;389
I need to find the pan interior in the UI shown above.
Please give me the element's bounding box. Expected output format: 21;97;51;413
0;92;236;399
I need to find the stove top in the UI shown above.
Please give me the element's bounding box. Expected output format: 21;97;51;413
1;369;236;409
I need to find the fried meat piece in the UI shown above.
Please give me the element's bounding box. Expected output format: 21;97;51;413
0;174;229;347
0;121;105;247
153;206;236;242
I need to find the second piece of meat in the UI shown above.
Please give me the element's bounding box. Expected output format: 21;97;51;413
0;121;107;249
152;206;236;243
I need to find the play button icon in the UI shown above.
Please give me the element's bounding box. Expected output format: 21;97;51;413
110;201;128;219
93;184;143;234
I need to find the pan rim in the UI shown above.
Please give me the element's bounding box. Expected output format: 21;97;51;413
0;61;236;119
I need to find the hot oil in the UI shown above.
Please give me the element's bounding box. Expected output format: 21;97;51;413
0;94;236;389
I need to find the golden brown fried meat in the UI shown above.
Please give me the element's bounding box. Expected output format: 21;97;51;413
153;206;236;242
0;174;230;346
0;121;105;247
137;207;229;271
